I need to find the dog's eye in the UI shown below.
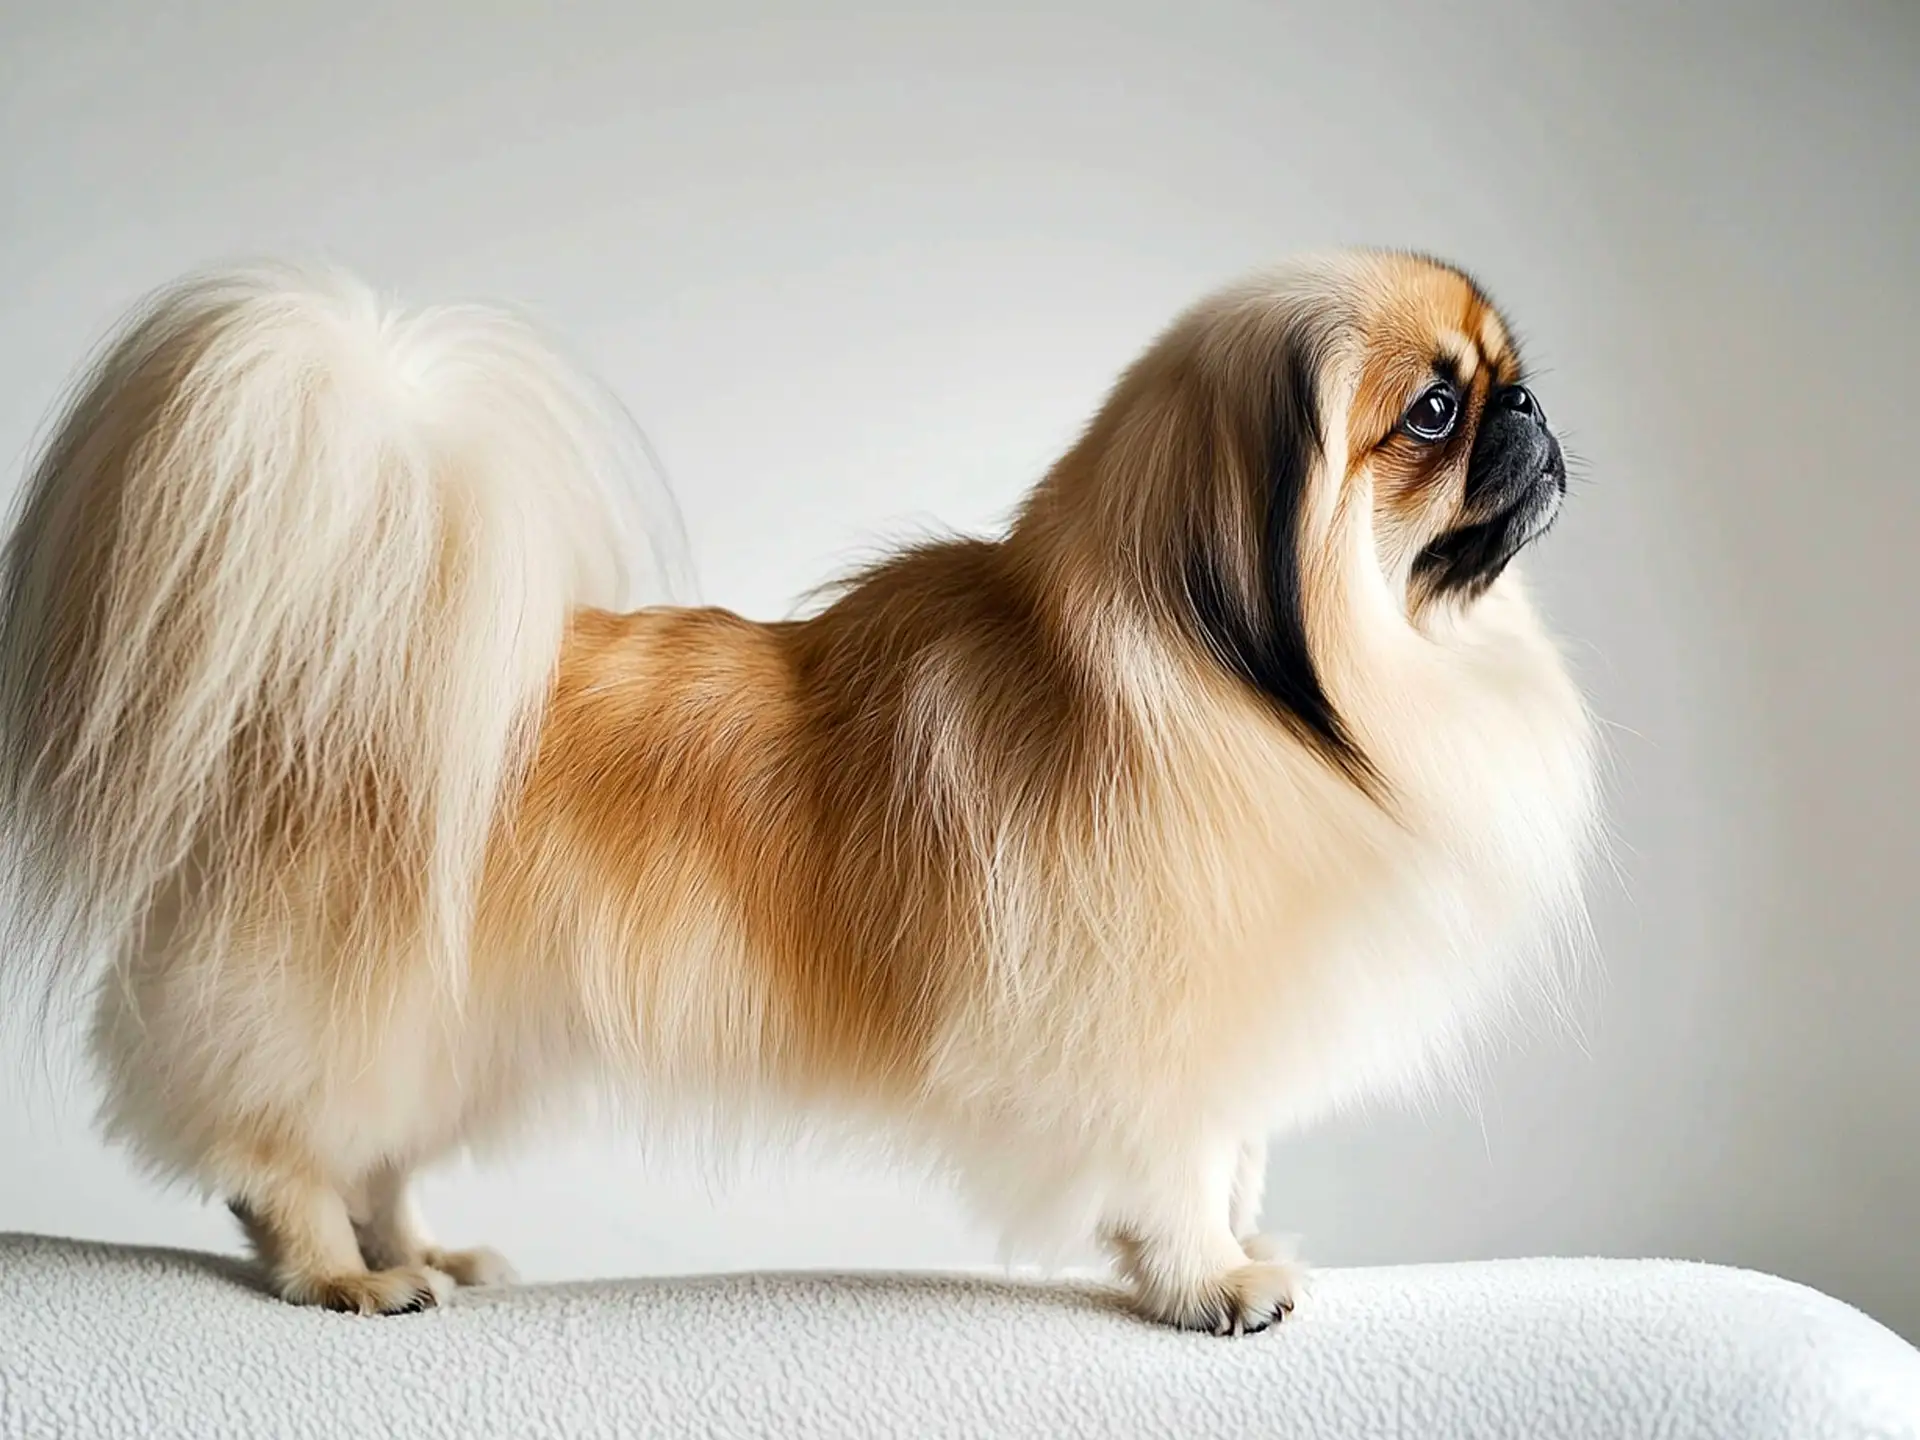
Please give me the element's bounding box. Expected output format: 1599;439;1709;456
1401;383;1459;442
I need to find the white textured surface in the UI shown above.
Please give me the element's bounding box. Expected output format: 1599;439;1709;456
2;1236;1918;1438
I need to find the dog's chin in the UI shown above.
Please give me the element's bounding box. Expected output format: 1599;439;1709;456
1415;470;1565;602
1504;469;1566;549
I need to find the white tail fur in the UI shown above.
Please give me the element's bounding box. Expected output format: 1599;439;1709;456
0;266;660;1021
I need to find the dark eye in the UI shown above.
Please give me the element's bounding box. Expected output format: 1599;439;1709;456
1401;383;1459;442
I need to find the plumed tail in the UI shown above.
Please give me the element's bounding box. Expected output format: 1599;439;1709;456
0;265;676;1027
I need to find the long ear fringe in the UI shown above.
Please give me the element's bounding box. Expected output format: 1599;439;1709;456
1175;317;1382;797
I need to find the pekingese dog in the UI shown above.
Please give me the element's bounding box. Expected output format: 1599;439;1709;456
0;251;1597;1333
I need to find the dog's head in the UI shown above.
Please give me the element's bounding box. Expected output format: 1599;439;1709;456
1024;251;1567;788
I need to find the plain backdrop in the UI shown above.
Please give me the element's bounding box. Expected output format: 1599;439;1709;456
2;1;1916;1340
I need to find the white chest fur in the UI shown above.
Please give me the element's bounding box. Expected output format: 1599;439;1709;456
1154;570;1600;1134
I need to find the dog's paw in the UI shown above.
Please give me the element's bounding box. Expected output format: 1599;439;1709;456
423;1245;517;1288
286;1265;454;1315
1143;1257;1306;1336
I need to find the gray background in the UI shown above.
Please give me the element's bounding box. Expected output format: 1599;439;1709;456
3;1;1916;1340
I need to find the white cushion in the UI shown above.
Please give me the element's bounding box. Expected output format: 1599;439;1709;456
3;1233;1917;1438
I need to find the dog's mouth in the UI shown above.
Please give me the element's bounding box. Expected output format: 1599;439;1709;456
1413;461;1565;601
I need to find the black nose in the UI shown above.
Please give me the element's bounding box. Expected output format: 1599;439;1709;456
1497;384;1544;425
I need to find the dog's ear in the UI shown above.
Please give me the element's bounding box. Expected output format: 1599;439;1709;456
1173;321;1377;793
